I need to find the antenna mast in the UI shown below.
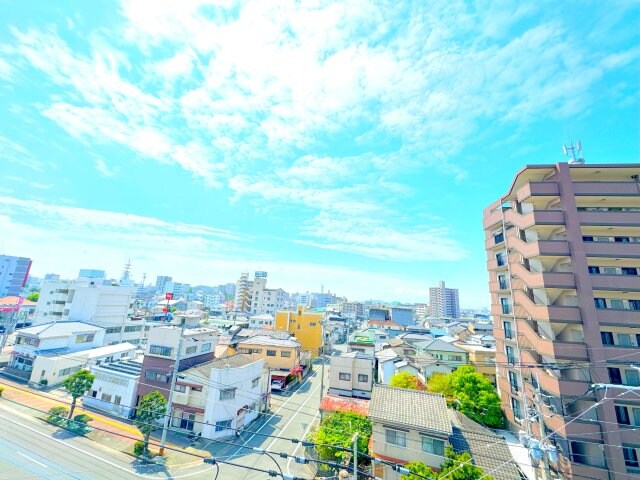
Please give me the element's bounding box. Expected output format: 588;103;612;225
563;141;585;164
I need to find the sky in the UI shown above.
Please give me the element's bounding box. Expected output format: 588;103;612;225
0;1;638;307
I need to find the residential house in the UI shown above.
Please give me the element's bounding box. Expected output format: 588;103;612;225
168;354;269;439
366;320;404;337
327;351;375;399
84;358;143;418
455;342;496;384
376;340;452;384
137;326;219;403
468;321;494;336
369;385;453;478
5;321;105;382
248;314;275;329
348;328;388;356
275;306;323;357
415;338;468;369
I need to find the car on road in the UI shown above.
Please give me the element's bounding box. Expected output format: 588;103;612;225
271;379;285;391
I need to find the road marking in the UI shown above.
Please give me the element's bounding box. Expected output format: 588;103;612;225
286;411;319;475
0;413;213;479
16;451;49;468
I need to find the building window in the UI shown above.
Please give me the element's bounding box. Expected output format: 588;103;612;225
358;374;368;383
339;372;351;381
421;436;445;456
144;370;169;383
594;298;607;309
220;388;236;400
200;342;211;353
175;384;186;393
601;332;614;345
624;447;639;468
511;397;523;419
588;266;600;274
608;368;622;385
124;325;142;333
192;385;203;392
626;369;640;387
508;371;519;393
500;297;511;314
496;252;506;267
503;321;513;339
114;395;121;405
385;428;407;447
215;419;233;432
616;406;631;425
185;346;197;354
149;345;173;357
498;274;508;290
266;350;276;357
101;393;112;402
59;366;81;376
106;327;121;334
280;351;291;357
618;334;632;346
238;348;251;354
252;377;260;388
506;345;516;365
75;334;95;343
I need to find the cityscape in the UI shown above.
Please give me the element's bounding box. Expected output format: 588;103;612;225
0;2;639;480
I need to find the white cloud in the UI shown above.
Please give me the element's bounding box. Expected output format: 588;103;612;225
95;158;118;177
0;135;43;171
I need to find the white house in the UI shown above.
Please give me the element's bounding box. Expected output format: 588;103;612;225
327;351;375;399
30;342;137;387
248;314;274;329
84;358;142;418
166;354;268;439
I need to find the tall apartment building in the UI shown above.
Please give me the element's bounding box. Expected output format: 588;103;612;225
155;276;172;293
429;281;460;319
0;255;32;297
234;272;252;312
483;162;640;480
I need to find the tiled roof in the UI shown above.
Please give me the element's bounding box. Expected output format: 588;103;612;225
449;411;523;480
418;338;466;353
238;335;300;348
320;394;369;416
369;384;452;435
187;353;260;377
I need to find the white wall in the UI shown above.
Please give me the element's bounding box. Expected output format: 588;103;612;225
84;367;139;418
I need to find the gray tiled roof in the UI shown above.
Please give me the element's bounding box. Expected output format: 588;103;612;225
449;411;524;480
186;353;260;377
369;384;452;435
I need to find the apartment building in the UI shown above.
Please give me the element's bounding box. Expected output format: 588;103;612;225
327;351;375;399
234;272;252;313
0;255;32;297
340;301;365;320
274;306;323;357
429;281;460;319
136;326;219;403
483;162;640;480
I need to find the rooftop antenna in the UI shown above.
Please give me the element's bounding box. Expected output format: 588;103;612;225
122;258;132;281
563;140;584;164
141;272;147;287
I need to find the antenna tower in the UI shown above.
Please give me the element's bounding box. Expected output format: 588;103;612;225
562;141;585;164
122;258;132;281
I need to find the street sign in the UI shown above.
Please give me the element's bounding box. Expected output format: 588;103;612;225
165;293;173;300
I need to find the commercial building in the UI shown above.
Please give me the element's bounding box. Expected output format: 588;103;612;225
327;351;375;399
275;306;323;357
429;281;460;319
32;278;137;345
390;307;414;326
155;276;172;293
84;358;143;418
340;302;365;320
0;255;32;297
483;162;640;479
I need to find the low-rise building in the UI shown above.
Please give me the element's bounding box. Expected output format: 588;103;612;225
366;320;404;337
348;328;388;356
5;322;105;381
455;342;496;384
248;314;275;329
369;385;453;478
171;354;269;439
327;351;375;399
415;338;468;369
0;296;36;332
84;358;143;418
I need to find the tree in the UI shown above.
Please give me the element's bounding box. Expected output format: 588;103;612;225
402;447;492;480
389;371;424;390
62;369;95;419
309;411;372;462
448;366;504;428
426;373;453;397
26;291;39;302
134;391;167;457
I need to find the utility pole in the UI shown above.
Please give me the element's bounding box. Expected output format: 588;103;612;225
0;296;23;354
158;317;186;456
352;431;359;480
533;371;551;480
319;316;326;421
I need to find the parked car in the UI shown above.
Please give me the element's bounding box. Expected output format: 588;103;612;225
271;379;285;391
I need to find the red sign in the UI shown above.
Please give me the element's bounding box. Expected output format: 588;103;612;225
162;307;169;313
165;293;173;300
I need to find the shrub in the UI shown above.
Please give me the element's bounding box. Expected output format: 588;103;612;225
48;406;69;419
73;413;93;424
133;441;146;457
0;387;4;397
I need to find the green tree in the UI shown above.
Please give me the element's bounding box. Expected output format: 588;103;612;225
309;411;372;462
389;371;424;390
448;366;504;428
426;373;453;397
134;391;167;457
62;369;95;419
402;461;437;479
26;291;39;302
402;447;492;480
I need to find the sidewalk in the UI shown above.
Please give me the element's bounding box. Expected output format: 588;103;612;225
0;377;207;467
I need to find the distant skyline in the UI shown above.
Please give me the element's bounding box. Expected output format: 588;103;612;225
1;1;638;308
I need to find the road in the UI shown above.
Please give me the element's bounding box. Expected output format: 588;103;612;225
0;357;329;479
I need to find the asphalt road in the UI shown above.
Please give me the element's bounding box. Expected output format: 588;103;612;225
0;356;329;480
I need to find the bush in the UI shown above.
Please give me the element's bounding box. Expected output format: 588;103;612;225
0;387;4;397
133;441;146;457
48;406;68;419
73;413;93;424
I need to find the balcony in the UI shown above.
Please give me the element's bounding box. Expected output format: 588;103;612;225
483;204;507;229
578;211;640;227
508;235;570;258
517;318;588;361
504;209;565;230
544;412;603;438
583;240;640;258
590;274;640;292
516;181;560;202
510;262;576;289
597;307;640;327
573;181;640;196
537;370;592;397
513;290;582;323
601;345;640;363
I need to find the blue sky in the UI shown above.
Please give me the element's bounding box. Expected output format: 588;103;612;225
0;0;638;307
